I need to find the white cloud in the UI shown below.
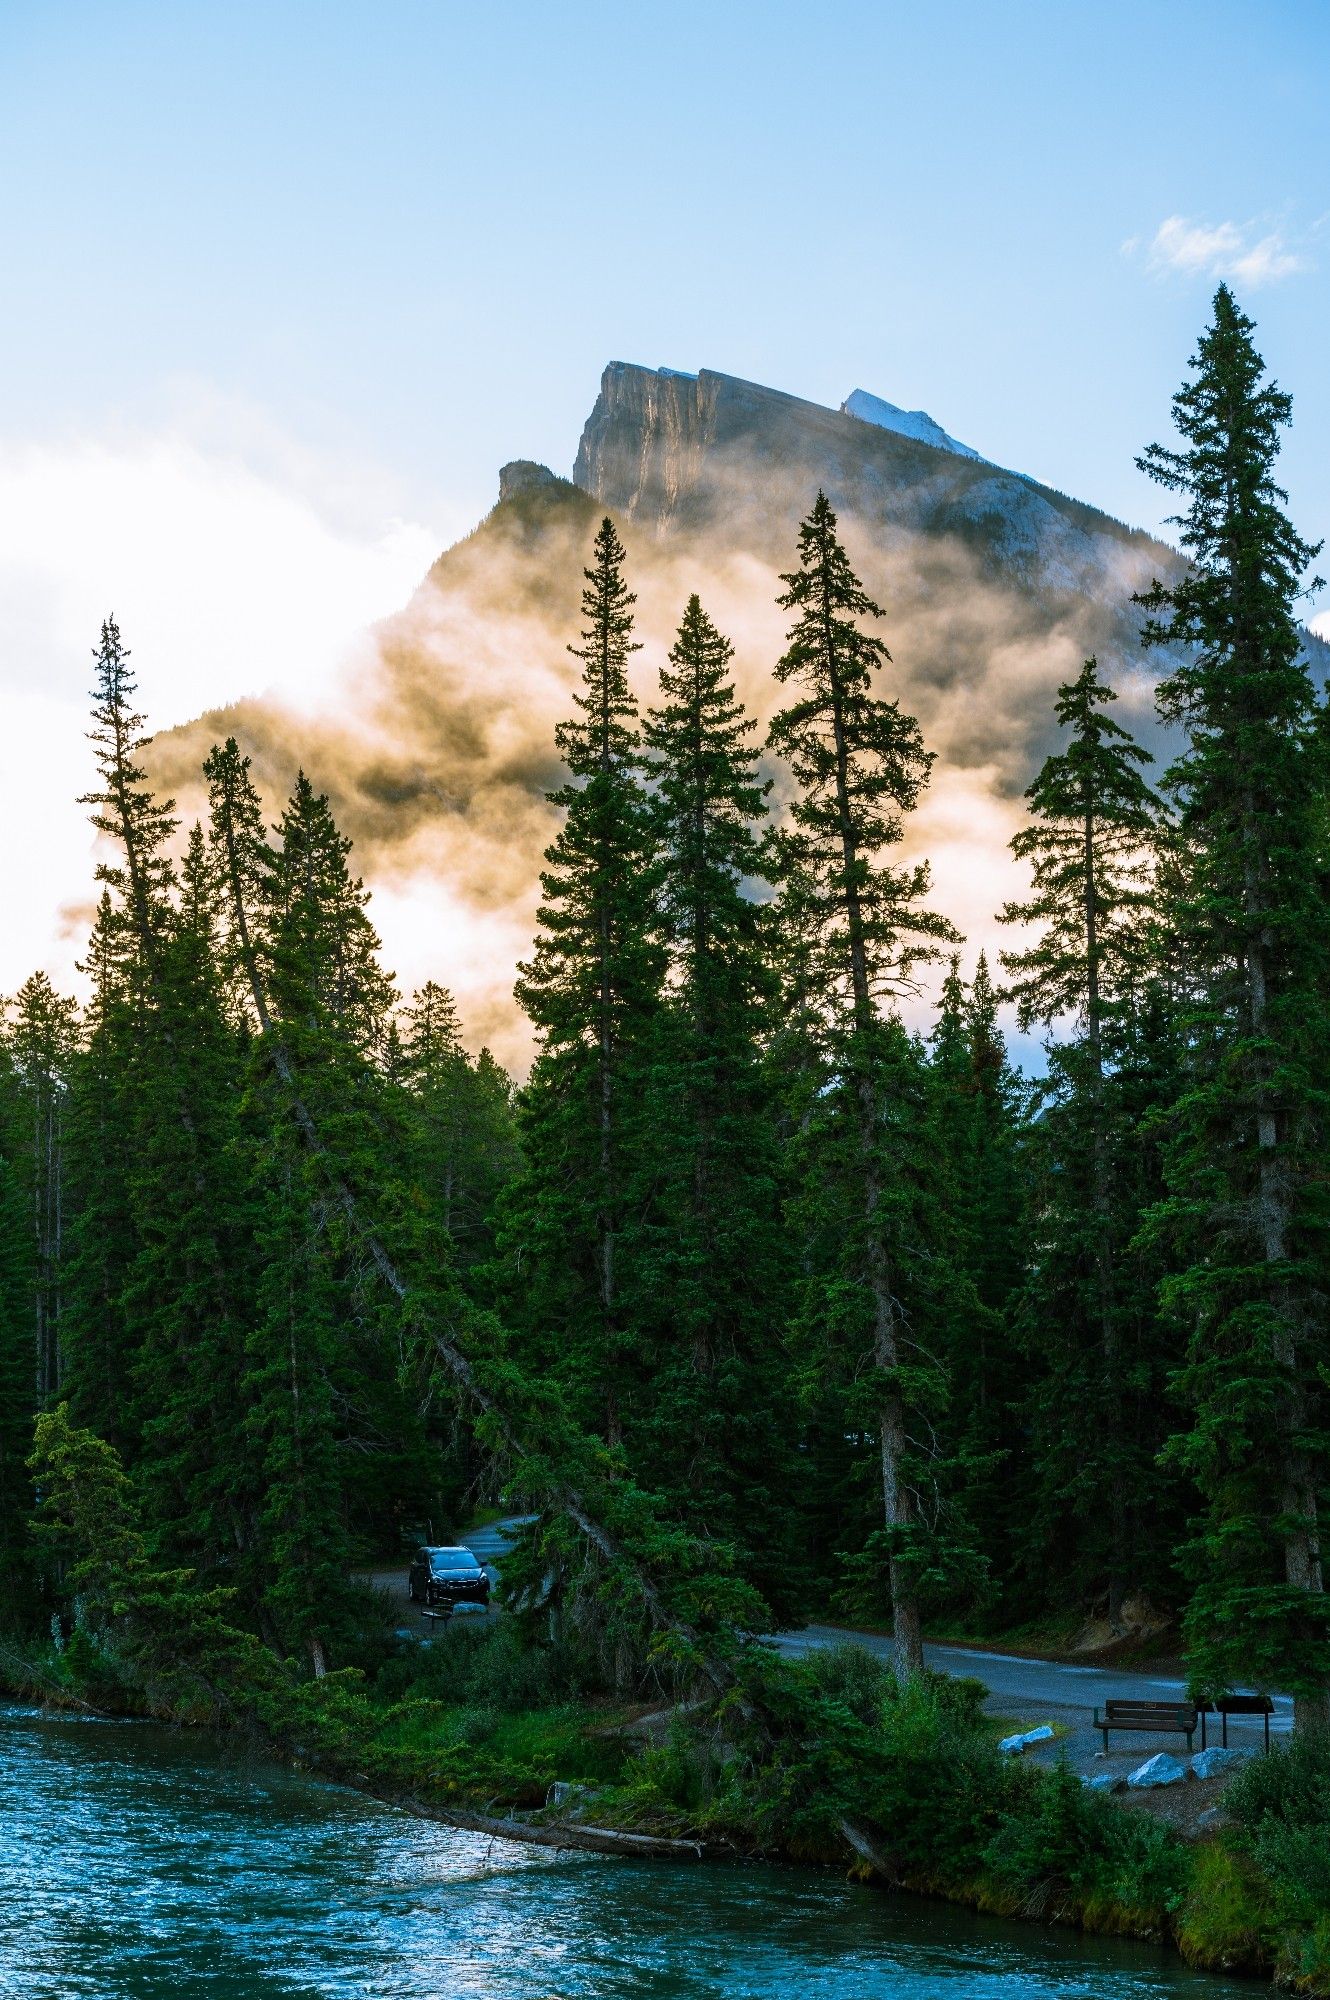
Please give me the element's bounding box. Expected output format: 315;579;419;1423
0;418;449;997
1138;215;1307;289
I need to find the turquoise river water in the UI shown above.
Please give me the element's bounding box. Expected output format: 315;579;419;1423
1;1705;1264;1999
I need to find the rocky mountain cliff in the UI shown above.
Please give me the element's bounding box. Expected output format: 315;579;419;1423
149;362;1326;1067
574;361;1171;612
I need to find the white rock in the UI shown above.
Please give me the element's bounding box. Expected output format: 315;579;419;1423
1190;1745;1251;1781
1127;1753;1188;1789
1083;1773;1122;1792
998;1724;1056;1755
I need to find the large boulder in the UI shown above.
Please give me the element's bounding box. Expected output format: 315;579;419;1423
1190;1745;1251;1781
1127;1752;1189;1789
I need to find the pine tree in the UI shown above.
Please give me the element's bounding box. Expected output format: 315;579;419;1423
236;768;437;1624
268;772;396;1062
999;656;1163;1625
202;737;279;1032
633;595;799;1610
121;822;255;1572
62;621;184;1462
67;634;256;1573
1137;287;1330;1723
61;894;138;1449
502;518;664;1444
398;982;519;1273
768;492;957;1678
80;618;178;986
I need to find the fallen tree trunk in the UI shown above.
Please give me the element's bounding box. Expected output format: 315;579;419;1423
386;1792;704;1860
210;746;893;1880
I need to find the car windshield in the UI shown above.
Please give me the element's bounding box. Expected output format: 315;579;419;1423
429;1550;478;1572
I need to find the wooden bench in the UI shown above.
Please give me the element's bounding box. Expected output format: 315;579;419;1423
1093;1699;1198;1752
1199;1695;1275;1752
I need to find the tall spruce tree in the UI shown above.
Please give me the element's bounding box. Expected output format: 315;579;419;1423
122;821;255;1572
61;893;138;1449
634;594;798;1610
72;632;257;1571
1137;287;1330;1723
63;624;186;1464
999;656;1163;1624
80;618;178;984
240;769;428;1645
398;982;519;1275
503;518;664;1444
768;492;957;1678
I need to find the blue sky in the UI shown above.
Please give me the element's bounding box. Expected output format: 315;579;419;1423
0;0;1326;1006
3;0;1327;535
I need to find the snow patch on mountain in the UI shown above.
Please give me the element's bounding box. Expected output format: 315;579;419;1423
841;389;985;463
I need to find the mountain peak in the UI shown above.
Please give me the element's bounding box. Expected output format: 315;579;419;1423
498;459;560;504
841;389;985;463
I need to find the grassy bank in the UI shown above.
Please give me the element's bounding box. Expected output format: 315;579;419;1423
6;1619;1327;1994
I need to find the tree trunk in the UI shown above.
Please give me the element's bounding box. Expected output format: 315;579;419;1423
821;569;924;1684
1083;800;1128;1629
1241;812;1326;1724
858;1081;924;1682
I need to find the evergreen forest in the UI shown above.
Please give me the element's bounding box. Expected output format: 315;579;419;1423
4;285;1330;1862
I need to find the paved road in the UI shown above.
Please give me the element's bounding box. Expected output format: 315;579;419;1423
384;1519;1291;1771
774;1624;1291;1771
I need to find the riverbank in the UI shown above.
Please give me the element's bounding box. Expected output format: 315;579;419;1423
3;1703;1262;2000
6;1620;1324;1994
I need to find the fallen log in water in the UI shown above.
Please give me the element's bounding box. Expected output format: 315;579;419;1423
388;1792;704;1860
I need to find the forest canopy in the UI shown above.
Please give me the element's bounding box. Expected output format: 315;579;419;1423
2;284;1328;1740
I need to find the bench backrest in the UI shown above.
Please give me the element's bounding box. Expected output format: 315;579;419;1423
1103;1700;1197;1724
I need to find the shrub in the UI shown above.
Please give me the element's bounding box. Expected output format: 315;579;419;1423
798;1642;895;1727
373;1618;597;1711
982;1760;1189;1928
1176;1843;1272;1974
1227;1733;1330;1932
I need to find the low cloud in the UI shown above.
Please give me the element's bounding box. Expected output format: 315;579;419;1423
0;413;448;998
149;455;1185;1075
1135;215;1307;289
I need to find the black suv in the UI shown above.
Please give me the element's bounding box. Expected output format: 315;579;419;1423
408;1545;490;1611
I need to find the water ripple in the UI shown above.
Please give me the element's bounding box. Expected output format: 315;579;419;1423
0;1711;1253;2000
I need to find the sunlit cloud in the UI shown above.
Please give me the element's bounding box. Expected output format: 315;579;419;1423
0;417;447;998
1131;215;1308;289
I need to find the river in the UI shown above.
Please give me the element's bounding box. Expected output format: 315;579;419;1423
2;1706;1261;1999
